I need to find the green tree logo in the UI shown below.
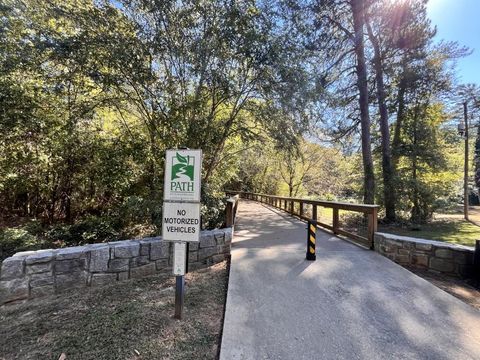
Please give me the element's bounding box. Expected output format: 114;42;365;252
171;152;194;182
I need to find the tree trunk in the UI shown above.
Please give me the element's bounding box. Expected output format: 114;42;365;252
475;122;480;194
411;155;420;223
392;58;407;169
463;101;469;221
410;108;420;223
288;175;294;197
148;124;157;198
350;0;375;204
63;157;74;223
366;24;396;221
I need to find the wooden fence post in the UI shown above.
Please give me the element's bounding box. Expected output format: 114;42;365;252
226;199;234;227
224;191;380;249
333;208;339;234
367;208;378;250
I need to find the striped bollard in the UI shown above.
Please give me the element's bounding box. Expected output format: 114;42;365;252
306;220;316;261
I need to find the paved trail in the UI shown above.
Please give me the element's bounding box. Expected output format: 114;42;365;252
220;200;480;360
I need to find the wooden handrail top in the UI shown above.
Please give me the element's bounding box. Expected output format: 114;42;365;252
226;191;379;213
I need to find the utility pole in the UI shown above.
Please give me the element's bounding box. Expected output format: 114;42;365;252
463;101;469;221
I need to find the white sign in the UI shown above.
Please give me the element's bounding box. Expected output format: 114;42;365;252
173;242;187;275
162;202;201;242
164;149;202;202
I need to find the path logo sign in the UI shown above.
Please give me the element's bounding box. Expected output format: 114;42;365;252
164;149;201;202
172;152;194;182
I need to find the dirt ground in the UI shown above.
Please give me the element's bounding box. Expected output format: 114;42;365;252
433;205;480;228
405;266;480;310
467;206;480;227
0;261;229;360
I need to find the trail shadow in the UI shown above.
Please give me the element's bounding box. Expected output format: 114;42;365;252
222;199;480;360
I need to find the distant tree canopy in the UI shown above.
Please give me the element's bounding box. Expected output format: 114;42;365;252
234;0;470;223
0;0;474;253
0;0;312;230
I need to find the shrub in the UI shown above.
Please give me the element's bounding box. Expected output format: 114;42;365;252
46;217;119;247
117;196;162;229
201;189;226;230
0;227;43;260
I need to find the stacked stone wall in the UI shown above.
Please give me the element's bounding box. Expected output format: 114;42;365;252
0;228;232;305
374;232;475;278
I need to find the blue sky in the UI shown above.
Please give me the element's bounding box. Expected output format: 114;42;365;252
427;0;480;85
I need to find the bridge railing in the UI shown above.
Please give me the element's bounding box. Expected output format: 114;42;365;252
226;191;379;249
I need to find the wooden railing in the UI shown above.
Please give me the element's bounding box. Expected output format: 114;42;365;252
226;191;379;249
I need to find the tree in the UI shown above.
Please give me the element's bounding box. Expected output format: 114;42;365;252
277;141;324;197
304;0;375;204
364;0;399;220
0;0;312;231
475;122;480;196
236;138;346;200
396;103;460;223
0;0;149;221
119;0;309;178
457;84;480;212
349;0;375;204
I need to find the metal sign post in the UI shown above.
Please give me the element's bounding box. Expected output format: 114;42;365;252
162;149;202;320
173;242;187;319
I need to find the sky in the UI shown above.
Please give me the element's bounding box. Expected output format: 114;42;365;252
427;0;480;85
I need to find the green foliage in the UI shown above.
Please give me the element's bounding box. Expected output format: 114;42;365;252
234;138;350;201
0;0;309;249
201;187;227;230
116;197;159;227
394;103;462;222
0;226;44;260
46;217;119;247
0;0;474;256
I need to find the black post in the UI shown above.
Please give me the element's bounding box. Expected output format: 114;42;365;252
306;220;316;261
186;242;190;274
174;275;185;319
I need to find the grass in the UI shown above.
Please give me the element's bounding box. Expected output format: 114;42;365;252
379;219;480;247
320;204;480;247
0;261;229;360
295;203;480;247
378;206;480;247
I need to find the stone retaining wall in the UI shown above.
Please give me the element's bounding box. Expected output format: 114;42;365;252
0;228;232;305
374;232;475;278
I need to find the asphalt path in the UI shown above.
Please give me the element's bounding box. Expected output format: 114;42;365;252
220;200;480;360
